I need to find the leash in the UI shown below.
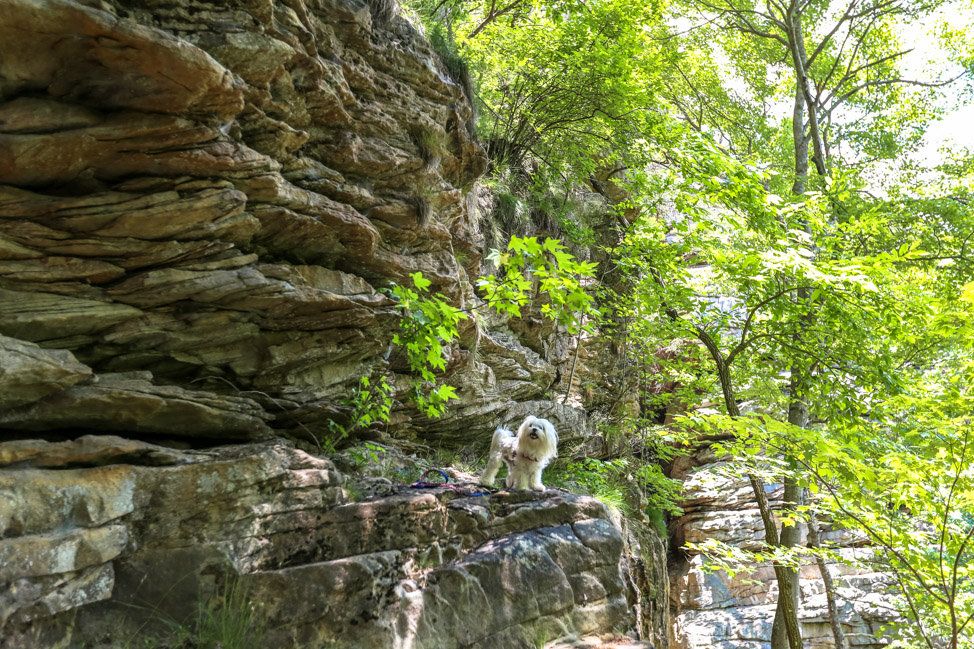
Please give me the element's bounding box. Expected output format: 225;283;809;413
409;469;500;497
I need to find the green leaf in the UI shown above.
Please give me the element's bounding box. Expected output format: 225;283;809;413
411;272;432;292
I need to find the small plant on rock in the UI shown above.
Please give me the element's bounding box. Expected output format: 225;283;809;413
388;272;465;419
385;237;599;421
187;578;264;649
126;576;264;649
324;374;395;452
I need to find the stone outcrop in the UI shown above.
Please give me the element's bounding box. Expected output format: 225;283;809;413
667;448;899;649
1;437;637;649
0;335;92;411
0;1;667;648
0;0;578;446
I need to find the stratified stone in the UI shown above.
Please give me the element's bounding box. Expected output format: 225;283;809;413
0;183;258;245
0;526;128;581
0;288;143;343
1;563;116;628
0;373;272;440
0;335;91;411
0;465;137;538
0;435;200;469
0;1;648;646
242;493;629;649
0;0;243;119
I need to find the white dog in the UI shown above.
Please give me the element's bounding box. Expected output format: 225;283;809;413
480;416;558;491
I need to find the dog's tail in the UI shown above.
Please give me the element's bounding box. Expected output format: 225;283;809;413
489;426;514;452
480;426;513;486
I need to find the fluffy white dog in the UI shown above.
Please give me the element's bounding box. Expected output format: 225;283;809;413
480;416;558;491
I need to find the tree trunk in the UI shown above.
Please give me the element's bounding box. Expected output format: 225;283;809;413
786;1;827;176
770;8;824;645
808;509;849;649
693;326;803;649
791;82;809;196
771;476;805;649
772;371;807;649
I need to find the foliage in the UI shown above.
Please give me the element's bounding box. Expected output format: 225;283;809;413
681;350;974;649
412;0;668;185
804;355;974;649
479;235;600;334
665;0;973;190
427;22;475;109
389;272;466;418
127;577;264;649
547;455;684;520
347;441;390;469
185;579;265;649
324;374;395;452
384;237;601;419
346;442;426;483
613;116;974;646
620;131;898;408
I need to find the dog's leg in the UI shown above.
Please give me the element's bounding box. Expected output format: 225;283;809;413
508;467;521;490
480;428;509;486
529;467;545;491
511;464;532;490
481;452;502;486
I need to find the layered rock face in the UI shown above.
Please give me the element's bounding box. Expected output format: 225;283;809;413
668;448;899;649
0;0;588;447
0;0;667;646
1;436;637;649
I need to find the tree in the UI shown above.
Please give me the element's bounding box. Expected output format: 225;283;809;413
618;131;910;649
619;125;974;648
418;0;668;186
688;324;974;649
805;365;974;649
669;0;969;189
651;2;972;646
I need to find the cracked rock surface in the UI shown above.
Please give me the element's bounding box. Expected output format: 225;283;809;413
0;0;666;647
1;438;630;649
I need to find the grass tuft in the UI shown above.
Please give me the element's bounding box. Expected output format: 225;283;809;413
177;578;265;649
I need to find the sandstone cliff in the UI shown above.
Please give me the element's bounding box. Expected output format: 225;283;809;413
0;0;664;647
667;446;899;649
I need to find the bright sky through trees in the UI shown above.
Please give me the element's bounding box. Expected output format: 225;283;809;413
898;8;974;159
673;2;972;170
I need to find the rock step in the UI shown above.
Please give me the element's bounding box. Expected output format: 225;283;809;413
547;634;658;648
234;513;629;649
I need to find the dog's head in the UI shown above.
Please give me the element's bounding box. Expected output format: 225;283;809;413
516;416;558;463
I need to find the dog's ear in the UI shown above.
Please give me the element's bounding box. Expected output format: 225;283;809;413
540;420;558;459
545;419;558;440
